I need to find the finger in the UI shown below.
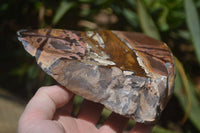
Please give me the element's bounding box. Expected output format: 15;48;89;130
100;112;129;133
20;85;73;121
77;100;103;125
18;120;66;133
53;97;74;120
129;123;153;133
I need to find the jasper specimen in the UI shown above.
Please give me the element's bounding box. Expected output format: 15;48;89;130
17;29;175;124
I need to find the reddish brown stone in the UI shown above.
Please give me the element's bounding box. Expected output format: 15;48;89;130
17;29;175;124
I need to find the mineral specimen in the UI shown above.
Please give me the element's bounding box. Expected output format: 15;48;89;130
17;29;175;124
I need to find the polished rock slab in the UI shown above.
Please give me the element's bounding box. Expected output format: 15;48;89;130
17;29;175;124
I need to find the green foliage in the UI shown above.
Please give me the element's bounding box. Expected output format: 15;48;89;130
1;0;200;132
184;0;200;64
52;0;76;25
152;126;178;133
175;63;200;131
136;0;161;40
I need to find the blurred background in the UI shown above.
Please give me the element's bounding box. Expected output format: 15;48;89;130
0;0;200;132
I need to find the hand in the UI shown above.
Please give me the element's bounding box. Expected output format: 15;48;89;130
18;85;153;133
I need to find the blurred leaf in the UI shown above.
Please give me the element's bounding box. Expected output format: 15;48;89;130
27;65;41;79
143;0;155;7
184;0;200;64
126;119;135;130
126;0;136;7
101;108;112;118
197;1;200;7
152;125;178;133
136;0;160;40
0;3;8;11
80;6;90;17
72;95;84;116
175;58;190;124
178;30;190;40
34;1;43;10
73;95;84;106
175;58;200;131
52;0;76;25
158;6;169;31
10;63;29;76
41;74;54;86
122;8;139;27
95;0;112;5
187;82;200;132
98;108;112;124
78;0;94;2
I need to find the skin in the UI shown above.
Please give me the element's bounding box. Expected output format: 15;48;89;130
18;85;153;133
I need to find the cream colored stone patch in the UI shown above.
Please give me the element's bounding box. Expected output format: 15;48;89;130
93;58;116;65
86;31;94;37
123;70;134;75
92;33;105;48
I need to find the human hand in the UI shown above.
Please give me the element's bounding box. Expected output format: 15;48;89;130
18;85;153;133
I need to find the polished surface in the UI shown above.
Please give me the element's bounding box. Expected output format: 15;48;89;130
17;29;175;124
